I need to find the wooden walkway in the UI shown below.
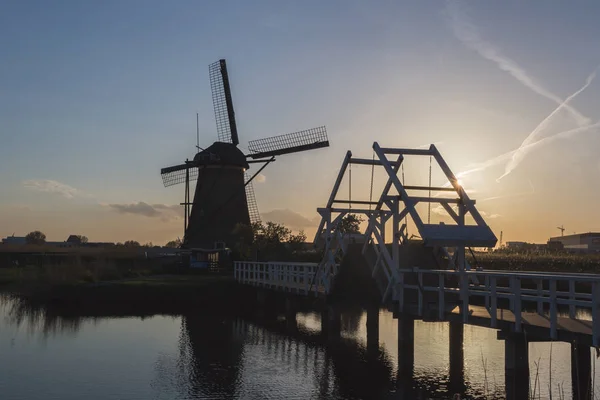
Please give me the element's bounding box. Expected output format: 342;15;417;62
408;304;596;345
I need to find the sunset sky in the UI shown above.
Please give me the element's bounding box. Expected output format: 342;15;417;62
2;1;600;245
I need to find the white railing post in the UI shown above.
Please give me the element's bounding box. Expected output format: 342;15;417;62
398;271;404;312
484;275;490;310
513;277;522;333
593;282;600;347
461;272;469;322
438;273;444;320
550;279;557;340
490;276;497;328
536;279;543;315
304;266;309;294
509;277;515;312
569;280;576;319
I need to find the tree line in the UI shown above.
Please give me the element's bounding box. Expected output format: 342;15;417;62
20;214;363;255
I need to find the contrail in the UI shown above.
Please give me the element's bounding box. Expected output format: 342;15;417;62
445;0;590;126
439;121;600;189
497;68;598;181
479;180;535;203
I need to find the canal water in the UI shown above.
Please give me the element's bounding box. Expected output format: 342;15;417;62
1;296;598;399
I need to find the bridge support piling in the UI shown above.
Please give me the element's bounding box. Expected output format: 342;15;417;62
367;305;379;358
285;297;297;331
504;334;529;400
397;317;415;378
571;341;592;400
321;304;341;340
449;322;465;394
256;289;267;306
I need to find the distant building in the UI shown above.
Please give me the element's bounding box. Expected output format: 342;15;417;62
66;235;82;245
2;236;26;245
548;232;600;254
505;241;548;252
506;241;528;250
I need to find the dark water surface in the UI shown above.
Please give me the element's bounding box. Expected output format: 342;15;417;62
1;296;599;399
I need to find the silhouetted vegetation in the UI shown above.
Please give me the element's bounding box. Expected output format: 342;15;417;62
232;221;313;262
338;213;363;234
165;238;182;248
25;230;46;245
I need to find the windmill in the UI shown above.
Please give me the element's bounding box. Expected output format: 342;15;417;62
160;59;329;251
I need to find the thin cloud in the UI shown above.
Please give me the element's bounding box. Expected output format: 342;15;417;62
261;209;318;231
416;141;444;150
108;202;182;221
445;0;589;126
498;67;598;181
479;210;501;219
440;121;600;188
23;179;81;198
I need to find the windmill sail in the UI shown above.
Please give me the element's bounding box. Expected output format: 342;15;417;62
209;59;239;145
244;172;261;224
246;126;329;159
160;164;199;187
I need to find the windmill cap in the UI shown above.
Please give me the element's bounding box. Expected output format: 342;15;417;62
194;141;249;169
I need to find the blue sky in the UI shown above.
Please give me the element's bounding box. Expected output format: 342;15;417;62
1;1;600;244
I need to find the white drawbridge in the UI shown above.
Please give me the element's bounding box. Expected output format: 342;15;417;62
312;142;498;303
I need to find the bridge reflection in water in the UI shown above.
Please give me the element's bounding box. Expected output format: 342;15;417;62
2;294;596;399
149;306;590;400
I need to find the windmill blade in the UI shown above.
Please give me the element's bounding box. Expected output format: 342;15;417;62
209;59;239;145
160;164;199;187
246;126;329;159
245;172;261;224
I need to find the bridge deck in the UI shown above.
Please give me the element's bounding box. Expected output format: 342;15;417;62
454;305;592;336
398;303;595;344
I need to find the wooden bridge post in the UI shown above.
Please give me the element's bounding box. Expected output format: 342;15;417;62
321;304;341;340
367;305;379;358
504;334;529;400
571;341;592;400
449;322;465;394
285;297;297;331
397;317;415;378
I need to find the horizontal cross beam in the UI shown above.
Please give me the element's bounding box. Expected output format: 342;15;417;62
332;200;379;205
378;148;434;156
349;158;384;166
404;185;456;192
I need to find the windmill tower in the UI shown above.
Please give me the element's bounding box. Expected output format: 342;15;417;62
161;59;329;251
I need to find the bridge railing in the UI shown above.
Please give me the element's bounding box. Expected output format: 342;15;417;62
234;261;331;295
395;268;600;345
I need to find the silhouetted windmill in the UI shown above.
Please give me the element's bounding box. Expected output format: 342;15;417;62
161;59;329;251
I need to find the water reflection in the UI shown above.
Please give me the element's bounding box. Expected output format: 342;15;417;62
3;293;600;399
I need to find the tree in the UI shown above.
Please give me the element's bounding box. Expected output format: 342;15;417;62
76;235;88;244
288;230;307;253
165;238;182;248
338;213;363;234
123;240;140;247
25;230;46;245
